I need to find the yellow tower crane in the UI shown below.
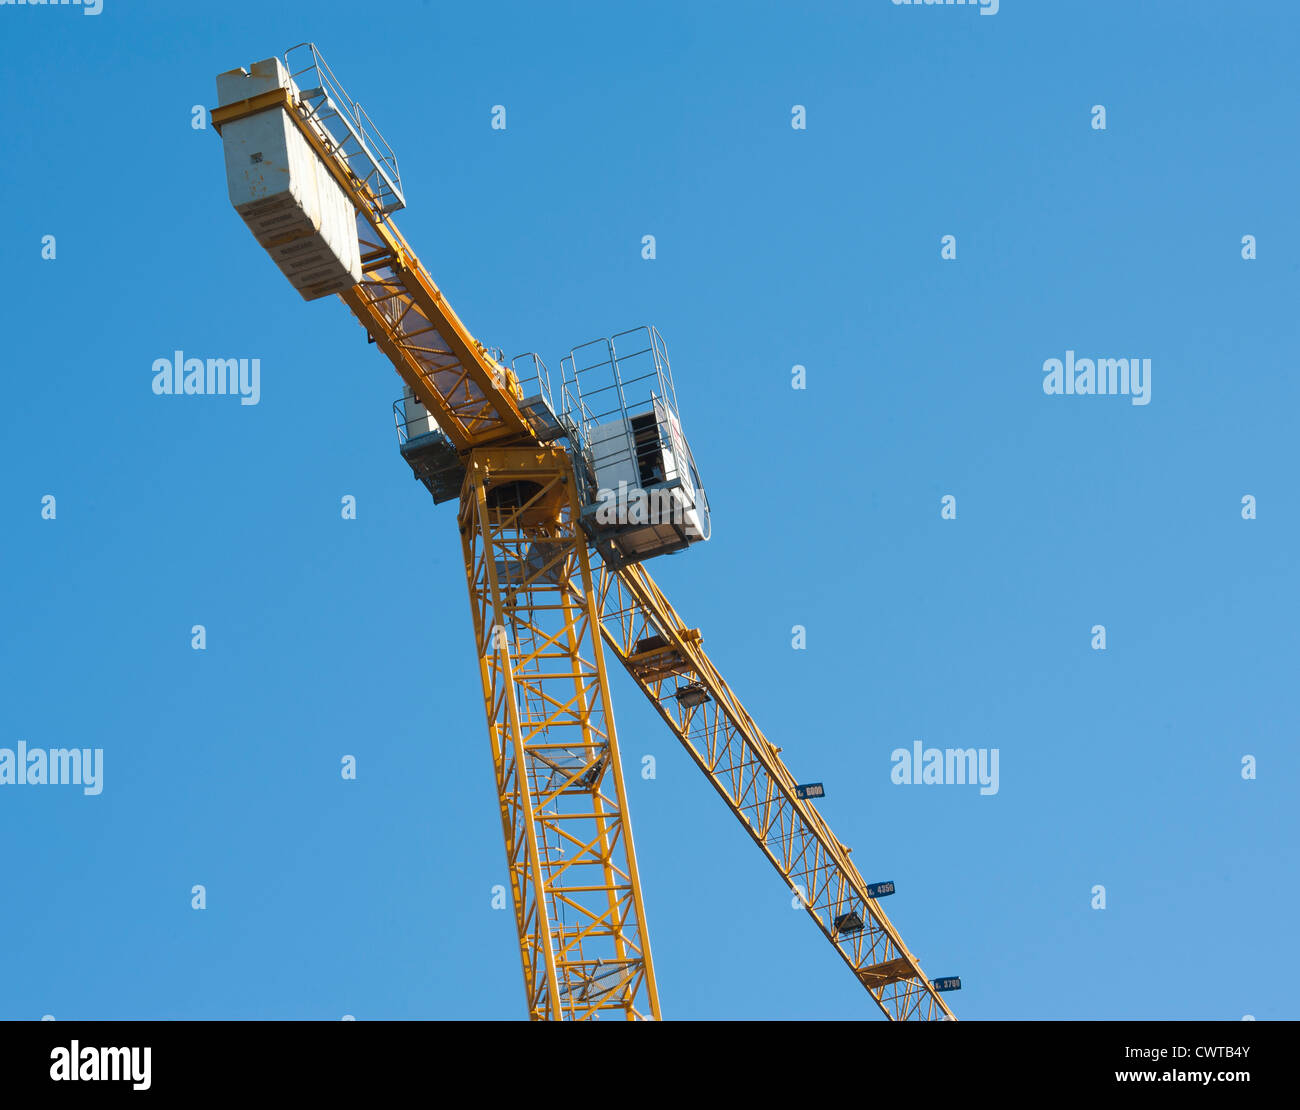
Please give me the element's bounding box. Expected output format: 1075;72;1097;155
211;44;958;1022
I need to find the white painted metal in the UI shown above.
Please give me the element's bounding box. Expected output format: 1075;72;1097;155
586;408;706;561
216;57;362;301
401;384;442;440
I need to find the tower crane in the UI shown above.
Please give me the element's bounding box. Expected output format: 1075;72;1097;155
210;44;958;1022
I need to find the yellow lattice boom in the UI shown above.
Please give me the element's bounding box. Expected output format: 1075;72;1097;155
211;43;957;1021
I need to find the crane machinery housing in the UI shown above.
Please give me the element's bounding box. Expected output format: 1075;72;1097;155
211;43;959;1021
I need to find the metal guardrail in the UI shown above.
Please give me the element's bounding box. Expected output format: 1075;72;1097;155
283;42;406;214
394;350;559;447
561;326;681;441
559;326;707;520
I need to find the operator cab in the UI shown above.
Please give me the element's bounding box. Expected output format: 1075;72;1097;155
561;326;710;569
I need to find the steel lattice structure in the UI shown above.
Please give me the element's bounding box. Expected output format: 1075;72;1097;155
597;563;954;1021
212;43;958;1021
460;448;659;1019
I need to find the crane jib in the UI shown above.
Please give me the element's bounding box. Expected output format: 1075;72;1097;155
212;55;536;452
211;44;957;1021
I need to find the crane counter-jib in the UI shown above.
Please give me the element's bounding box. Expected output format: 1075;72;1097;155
211;52;538;453
209;43;956;1021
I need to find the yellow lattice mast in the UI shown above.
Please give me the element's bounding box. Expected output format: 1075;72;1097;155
460;447;659;1018
211;44;958;1021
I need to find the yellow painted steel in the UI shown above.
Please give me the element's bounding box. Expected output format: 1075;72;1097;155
214;87;534;450
214;56;956;1021
597;562;957;1022
458;447;660;1020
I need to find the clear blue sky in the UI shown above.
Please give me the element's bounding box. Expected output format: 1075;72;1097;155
1;0;1295;1020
